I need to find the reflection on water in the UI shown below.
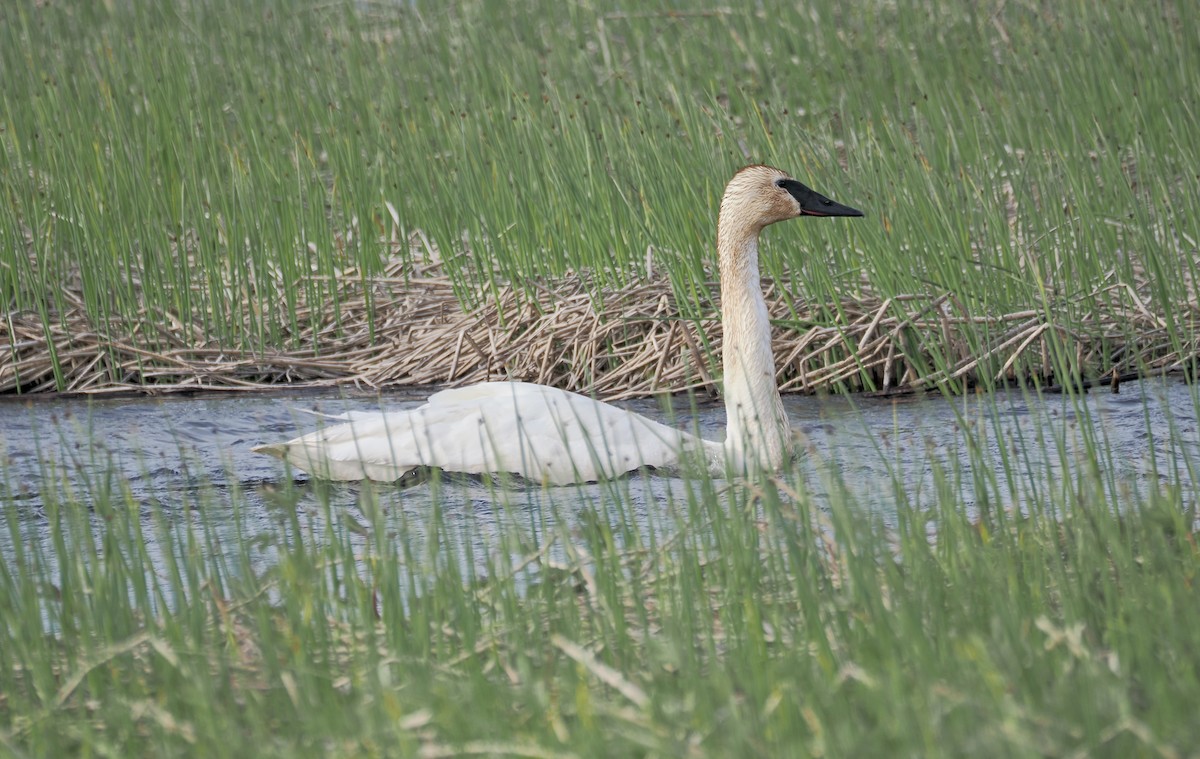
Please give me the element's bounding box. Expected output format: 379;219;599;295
2;379;1198;585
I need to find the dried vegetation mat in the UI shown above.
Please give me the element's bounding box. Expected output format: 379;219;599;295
3;243;1198;398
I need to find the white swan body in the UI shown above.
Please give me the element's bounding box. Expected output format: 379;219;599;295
257;381;722;484
254;165;862;483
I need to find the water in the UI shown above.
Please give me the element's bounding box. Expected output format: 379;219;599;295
2;379;1198;591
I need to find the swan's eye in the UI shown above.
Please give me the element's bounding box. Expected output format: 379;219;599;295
774;178;786;188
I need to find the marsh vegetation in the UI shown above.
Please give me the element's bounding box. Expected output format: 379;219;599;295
2;0;1196;396
2;0;1199;756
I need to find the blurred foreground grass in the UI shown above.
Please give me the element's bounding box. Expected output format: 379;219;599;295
2;409;1199;756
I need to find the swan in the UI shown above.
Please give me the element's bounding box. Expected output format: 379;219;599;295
253;165;862;484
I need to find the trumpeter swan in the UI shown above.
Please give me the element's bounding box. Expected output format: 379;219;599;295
253;165;862;483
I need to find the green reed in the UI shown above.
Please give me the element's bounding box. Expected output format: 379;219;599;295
2;0;1196;390
2;386;1198;756
2;1;1199;755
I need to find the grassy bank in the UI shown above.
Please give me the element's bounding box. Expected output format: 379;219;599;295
2;388;1199;756
2;0;1198;394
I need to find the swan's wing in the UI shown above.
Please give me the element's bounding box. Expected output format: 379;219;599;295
463;382;695;482
254;381;701;484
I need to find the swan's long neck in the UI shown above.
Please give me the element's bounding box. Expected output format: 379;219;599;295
718;219;790;473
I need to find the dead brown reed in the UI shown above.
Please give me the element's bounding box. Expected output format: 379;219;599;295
2;238;1195;398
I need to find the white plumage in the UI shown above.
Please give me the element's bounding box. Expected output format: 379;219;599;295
254;165;862;483
257;382;720;484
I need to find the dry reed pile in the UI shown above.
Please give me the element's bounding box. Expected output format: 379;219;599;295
3;239;1196;398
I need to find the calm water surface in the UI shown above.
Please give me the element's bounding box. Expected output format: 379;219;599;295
2;380;1198;579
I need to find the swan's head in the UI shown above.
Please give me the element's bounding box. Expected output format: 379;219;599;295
721;165;864;233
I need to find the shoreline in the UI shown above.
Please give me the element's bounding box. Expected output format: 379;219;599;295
4;266;1190;399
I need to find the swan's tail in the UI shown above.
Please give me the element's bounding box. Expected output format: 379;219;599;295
251;442;290;460
253;406;356;461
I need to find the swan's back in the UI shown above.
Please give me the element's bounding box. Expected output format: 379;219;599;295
254;382;705;484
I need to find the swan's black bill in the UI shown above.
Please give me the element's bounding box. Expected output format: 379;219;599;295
780;178;864;217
